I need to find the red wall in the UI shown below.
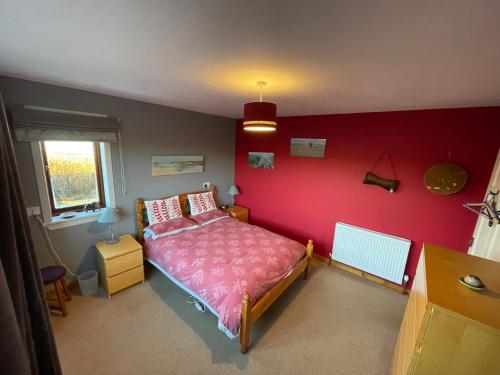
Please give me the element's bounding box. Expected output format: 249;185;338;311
234;107;500;286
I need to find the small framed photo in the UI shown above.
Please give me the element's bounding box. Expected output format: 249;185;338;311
290;138;326;158
248;152;274;169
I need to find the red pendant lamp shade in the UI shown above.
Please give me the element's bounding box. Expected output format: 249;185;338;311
243;81;277;132
243;102;277;132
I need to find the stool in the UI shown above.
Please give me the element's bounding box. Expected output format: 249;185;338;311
41;266;71;316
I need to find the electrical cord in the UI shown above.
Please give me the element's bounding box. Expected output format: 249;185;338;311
35;214;78;279
186;295;206;312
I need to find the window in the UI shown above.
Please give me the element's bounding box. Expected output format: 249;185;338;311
41;141;105;214
31;140;115;229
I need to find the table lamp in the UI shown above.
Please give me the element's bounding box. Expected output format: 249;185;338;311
98;208;120;244
228;185;240;207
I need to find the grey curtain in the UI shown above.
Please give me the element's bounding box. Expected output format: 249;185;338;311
0;95;62;374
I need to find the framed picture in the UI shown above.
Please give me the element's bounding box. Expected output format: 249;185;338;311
152;155;204;176
290;138;326;158
248;152;274;169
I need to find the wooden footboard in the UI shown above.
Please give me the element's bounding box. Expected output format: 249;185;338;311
240;239;314;354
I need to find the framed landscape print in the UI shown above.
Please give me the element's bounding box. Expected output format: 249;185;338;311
290;138;326;158
248;152;274;169
152;155;204;176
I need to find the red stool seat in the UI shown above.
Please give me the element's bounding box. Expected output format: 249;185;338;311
41;266;66;285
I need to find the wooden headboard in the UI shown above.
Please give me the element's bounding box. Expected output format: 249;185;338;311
135;185;217;244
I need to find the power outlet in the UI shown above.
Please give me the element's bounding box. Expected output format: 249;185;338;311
202;181;211;190
27;206;41;217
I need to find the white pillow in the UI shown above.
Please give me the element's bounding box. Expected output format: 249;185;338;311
144;195;183;225
187;191;217;216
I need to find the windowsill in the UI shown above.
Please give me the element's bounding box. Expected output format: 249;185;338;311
45;209;104;230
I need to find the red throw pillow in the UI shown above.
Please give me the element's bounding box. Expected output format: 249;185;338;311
189;209;229;226
144;217;199;240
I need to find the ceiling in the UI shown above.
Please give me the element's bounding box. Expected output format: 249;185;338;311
1;0;500;119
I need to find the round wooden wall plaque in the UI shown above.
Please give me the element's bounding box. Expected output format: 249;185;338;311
424;162;468;195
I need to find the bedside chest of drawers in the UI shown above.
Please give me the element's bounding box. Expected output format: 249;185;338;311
95;234;144;298
222;205;249;223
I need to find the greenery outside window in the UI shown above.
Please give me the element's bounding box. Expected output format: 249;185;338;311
41;141;105;215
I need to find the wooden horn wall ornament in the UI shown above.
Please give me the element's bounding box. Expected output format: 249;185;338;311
424;154;468;195
363;151;399;193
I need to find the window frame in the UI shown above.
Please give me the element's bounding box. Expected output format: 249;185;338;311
41;141;106;215
31;141;116;229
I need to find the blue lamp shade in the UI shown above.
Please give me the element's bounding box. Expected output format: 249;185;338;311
99;208;120;244
98;208;119;224
228;185;240;196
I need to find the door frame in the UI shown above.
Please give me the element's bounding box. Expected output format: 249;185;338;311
468;148;500;260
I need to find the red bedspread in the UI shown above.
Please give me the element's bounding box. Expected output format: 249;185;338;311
144;217;305;337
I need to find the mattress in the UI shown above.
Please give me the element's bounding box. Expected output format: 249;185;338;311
143;217;305;337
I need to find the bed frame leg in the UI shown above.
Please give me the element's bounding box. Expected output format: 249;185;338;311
240;293;251;354
303;239;314;280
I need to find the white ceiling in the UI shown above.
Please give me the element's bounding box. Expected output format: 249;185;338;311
1;0;500;119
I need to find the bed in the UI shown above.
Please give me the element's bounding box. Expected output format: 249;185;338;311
135;187;313;353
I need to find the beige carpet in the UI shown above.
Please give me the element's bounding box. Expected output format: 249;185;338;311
51;262;407;375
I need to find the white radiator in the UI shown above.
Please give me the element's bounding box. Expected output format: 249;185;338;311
331;222;411;284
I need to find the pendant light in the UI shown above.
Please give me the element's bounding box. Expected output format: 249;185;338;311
243;81;277;132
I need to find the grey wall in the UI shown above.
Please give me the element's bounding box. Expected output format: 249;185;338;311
0;75;236;273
